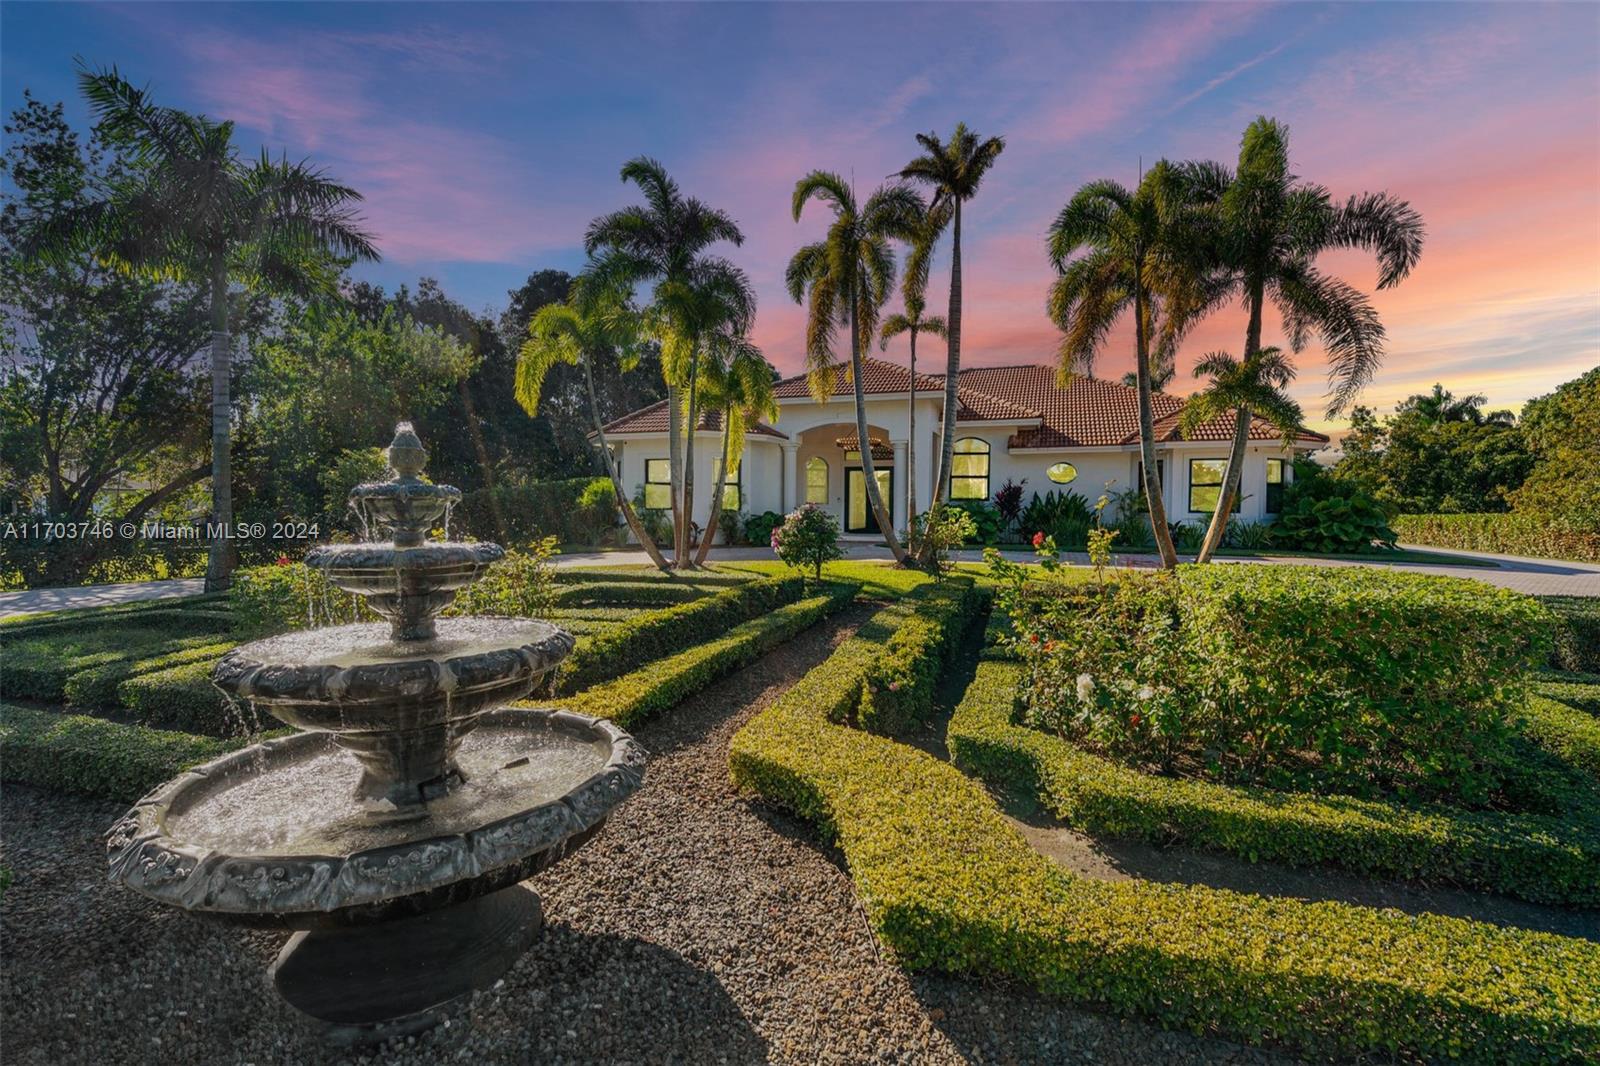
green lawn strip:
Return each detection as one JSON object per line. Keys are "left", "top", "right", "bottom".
{"left": 527, "top": 583, "right": 860, "bottom": 728}
{"left": 730, "top": 596, "right": 1600, "bottom": 1064}
{"left": 949, "top": 659, "right": 1599, "bottom": 906}
{"left": 0, "top": 703, "right": 255, "bottom": 801}
{"left": 716, "top": 559, "right": 936, "bottom": 599}
{"left": 554, "top": 566, "right": 752, "bottom": 587}
{"left": 1517, "top": 695, "right": 1600, "bottom": 781}
{"left": 555, "top": 574, "right": 810, "bottom": 693}
{"left": 63, "top": 639, "right": 239, "bottom": 708}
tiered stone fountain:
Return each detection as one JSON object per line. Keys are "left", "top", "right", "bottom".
{"left": 106, "top": 423, "right": 645, "bottom": 1040}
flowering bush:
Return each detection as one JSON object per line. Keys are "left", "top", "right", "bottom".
{"left": 450, "top": 537, "right": 559, "bottom": 619}
{"left": 771, "top": 504, "right": 843, "bottom": 579}
{"left": 1007, "top": 565, "right": 1555, "bottom": 805}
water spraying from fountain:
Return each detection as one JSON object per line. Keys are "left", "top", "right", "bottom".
{"left": 106, "top": 422, "right": 646, "bottom": 1042}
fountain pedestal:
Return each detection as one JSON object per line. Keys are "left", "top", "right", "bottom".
{"left": 106, "top": 423, "right": 646, "bottom": 1041}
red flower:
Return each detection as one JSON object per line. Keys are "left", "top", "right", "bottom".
{"left": 1129, "top": 713, "right": 1142, "bottom": 727}
{"left": 1043, "top": 640, "right": 1056, "bottom": 652}
{"left": 1032, "top": 531, "right": 1045, "bottom": 548}
{"left": 1029, "top": 633, "right": 1040, "bottom": 644}
{"left": 275, "top": 555, "right": 291, "bottom": 566}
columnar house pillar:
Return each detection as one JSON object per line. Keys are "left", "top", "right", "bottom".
{"left": 781, "top": 443, "right": 800, "bottom": 513}
{"left": 891, "top": 438, "right": 908, "bottom": 534}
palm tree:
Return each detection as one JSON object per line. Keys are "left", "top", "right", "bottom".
{"left": 36, "top": 65, "right": 377, "bottom": 590}
{"left": 788, "top": 172, "right": 922, "bottom": 564}
{"left": 515, "top": 272, "right": 672, "bottom": 571}
{"left": 648, "top": 258, "right": 756, "bottom": 568}
{"left": 1180, "top": 347, "right": 1303, "bottom": 562}
{"left": 1179, "top": 117, "right": 1423, "bottom": 563}
{"left": 879, "top": 198, "right": 949, "bottom": 537}
{"left": 1120, "top": 350, "right": 1175, "bottom": 392}
{"left": 585, "top": 157, "right": 745, "bottom": 566}
{"left": 1404, "top": 384, "right": 1509, "bottom": 425}
{"left": 897, "top": 123, "right": 1005, "bottom": 515}
{"left": 693, "top": 335, "right": 777, "bottom": 565}
{"left": 1048, "top": 162, "right": 1203, "bottom": 569}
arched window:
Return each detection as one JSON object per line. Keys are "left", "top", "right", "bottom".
{"left": 950, "top": 438, "right": 991, "bottom": 500}
{"left": 805, "top": 456, "right": 829, "bottom": 505}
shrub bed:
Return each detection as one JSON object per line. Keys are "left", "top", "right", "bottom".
{"left": 0, "top": 593, "right": 227, "bottom": 635}
{"left": 1536, "top": 678, "right": 1600, "bottom": 714}
{"left": 118, "top": 659, "right": 249, "bottom": 736}
{"left": 730, "top": 600, "right": 1600, "bottom": 1063}
{"left": 1540, "top": 596, "right": 1600, "bottom": 673}
{"left": 550, "top": 581, "right": 710, "bottom": 608}
{"left": 535, "top": 583, "right": 860, "bottom": 728}
{"left": 454, "top": 477, "right": 618, "bottom": 546}
{"left": 553, "top": 567, "right": 752, "bottom": 587}
{"left": 0, "top": 615, "right": 233, "bottom": 702}
{"left": 950, "top": 658, "right": 1600, "bottom": 906}
{"left": 1394, "top": 512, "right": 1600, "bottom": 563}
{"left": 1517, "top": 695, "right": 1600, "bottom": 782}
{"left": 854, "top": 581, "right": 984, "bottom": 734}
{"left": 63, "top": 640, "right": 237, "bottom": 708}
{"left": 1005, "top": 565, "right": 1551, "bottom": 805}
{"left": 556, "top": 574, "right": 807, "bottom": 693}
{"left": 0, "top": 704, "right": 248, "bottom": 801}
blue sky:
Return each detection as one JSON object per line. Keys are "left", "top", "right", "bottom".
{"left": 4, "top": 1, "right": 1597, "bottom": 428}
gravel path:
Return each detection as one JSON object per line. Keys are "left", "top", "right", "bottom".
{"left": 1, "top": 607, "right": 1302, "bottom": 1065}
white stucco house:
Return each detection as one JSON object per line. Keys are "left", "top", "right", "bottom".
{"left": 596, "top": 358, "right": 1329, "bottom": 541}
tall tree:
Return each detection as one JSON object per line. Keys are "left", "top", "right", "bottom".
{"left": 1402, "top": 383, "right": 1511, "bottom": 426}
{"left": 1047, "top": 163, "right": 1202, "bottom": 568}
{"left": 693, "top": 334, "right": 778, "bottom": 565}
{"left": 897, "top": 123, "right": 1005, "bottom": 519}
{"left": 34, "top": 65, "right": 378, "bottom": 589}
{"left": 788, "top": 172, "right": 921, "bottom": 563}
{"left": 584, "top": 157, "right": 745, "bottom": 566}
{"left": 879, "top": 197, "right": 948, "bottom": 533}
{"left": 515, "top": 273, "right": 672, "bottom": 569}
{"left": 1179, "top": 117, "right": 1423, "bottom": 562}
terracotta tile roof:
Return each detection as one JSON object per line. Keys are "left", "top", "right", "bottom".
{"left": 599, "top": 400, "right": 788, "bottom": 439}
{"left": 832, "top": 434, "right": 895, "bottom": 460}
{"left": 604, "top": 360, "right": 1326, "bottom": 447}
{"left": 771, "top": 357, "right": 943, "bottom": 399}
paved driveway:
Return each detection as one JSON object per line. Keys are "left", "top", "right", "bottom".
{"left": 3, "top": 545, "right": 1596, "bottom": 618}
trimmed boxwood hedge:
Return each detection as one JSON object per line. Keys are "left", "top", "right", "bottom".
{"left": 853, "top": 581, "right": 984, "bottom": 734}
{"left": 0, "top": 594, "right": 227, "bottom": 635}
{"left": 532, "top": 582, "right": 860, "bottom": 728}
{"left": 0, "top": 704, "right": 248, "bottom": 801}
{"left": 554, "top": 567, "right": 752, "bottom": 587}
{"left": 0, "top": 614, "right": 230, "bottom": 702}
{"left": 950, "top": 658, "right": 1600, "bottom": 906}
{"left": 63, "top": 640, "right": 237, "bottom": 708}
{"left": 729, "top": 594, "right": 1600, "bottom": 1063}
{"left": 1541, "top": 595, "right": 1600, "bottom": 673}
{"left": 1393, "top": 512, "right": 1600, "bottom": 563}
{"left": 556, "top": 574, "right": 808, "bottom": 693}
{"left": 550, "top": 581, "right": 711, "bottom": 608}
{"left": 1537, "top": 678, "right": 1600, "bottom": 714}
{"left": 1517, "top": 694, "right": 1600, "bottom": 781}
{"left": 118, "top": 659, "right": 251, "bottom": 736}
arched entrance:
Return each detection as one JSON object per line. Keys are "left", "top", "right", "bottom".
{"left": 790, "top": 422, "right": 899, "bottom": 537}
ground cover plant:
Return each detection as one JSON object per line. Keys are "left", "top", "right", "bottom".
{"left": 729, "top": 581, "right": 1600, "bottom": 1063}
{"left": 996, "top": 562, "right": 1552, "bottom": 806}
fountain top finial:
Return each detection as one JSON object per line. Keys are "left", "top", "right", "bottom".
{"left": 387, "top": 422, "right": 428, "bottom": 479}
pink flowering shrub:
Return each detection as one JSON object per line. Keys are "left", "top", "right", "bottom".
{"left": 772, "top": 504, "right": 843, "bottom": 580}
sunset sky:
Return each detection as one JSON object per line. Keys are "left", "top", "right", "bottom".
{"left": 4, "top": 1, "right": 1596, "bottom": 433}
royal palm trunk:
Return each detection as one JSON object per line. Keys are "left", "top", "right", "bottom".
{"left": 203, "top": 258, "right": 233, "bottom": 592}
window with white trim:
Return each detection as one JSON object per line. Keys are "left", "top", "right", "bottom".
{"left": 805, "top": 457, "right": 829, "bottom": 505}
{"left": 644, "top": 459, "right": 671, "bottom": 510}
{"left": 950, "top": 438, "right": 990, "bottom": 500}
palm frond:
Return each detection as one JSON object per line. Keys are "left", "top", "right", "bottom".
{"left": 1333, "top": 191, "right": 1424, "bottom": 289}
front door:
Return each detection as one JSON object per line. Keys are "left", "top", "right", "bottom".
{"left": 845, "top": 468, "right": 893, "bottom": 535}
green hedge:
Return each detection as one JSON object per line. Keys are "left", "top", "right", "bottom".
{"left": 949, "top": 658, "right": 1600, "bottom": 906}
{"left": 554, "top": 567, "right": 752, "bottom": 587}
{"left": 854, "top": 581, "right": 984, "bottom": 734}
{"left": 118, "top": 659, "right": 250, "bottom": 736}
{"left": 1394, "top": 512, "right": 1600, "bottom": 563}
{"left": 455, "top": 477, "right": 618, "bottom": 546}
{"left": 1536, "top": 678, "right": 1600, "bottom": 714}
{"left": 1540, "top": 596, "right": 1600, "bottom": 673}
{"left": 535, "top": 583, "right": 860, "bottom": 728}
{"left": 729, "top": 598, "right": 1600, "bottom": 1063}
{"left": 1517, "top": 695, "right": 1600, "bottom": 781}
{"left": 0, "top": 614, "right": 232, "bottom": 702}
{"left": 556, "top": 574, "right": 808, "bottom": 693}
{"left": 0, "top": 704, "right": 246, "bottom": 801}
{"left": 0, "top": 593, "right": 227, "bottom": 634}
{"left": 550, "top": 581, "right": 711, "bottom": 608}
{"left": 63, "top": 640, "right": 237, "bottom": 708}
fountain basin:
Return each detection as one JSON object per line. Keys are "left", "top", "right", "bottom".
{"left": 303, "top": 543, "right": 507, "bottom": 640}
{"left": 106, "top": 708, "right": 644, "bottom": 927}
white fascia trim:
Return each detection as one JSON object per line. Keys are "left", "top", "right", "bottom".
{"left": 954, "top": 418, "right": 1043, "bottom": 430}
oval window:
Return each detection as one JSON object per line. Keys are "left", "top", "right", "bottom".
{"left": 1046, "top": 462, "right": 1078, "bottom": 484}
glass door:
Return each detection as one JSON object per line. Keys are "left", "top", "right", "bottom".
{"left": 845, "top": 468, "right": 892, "bottom": 534}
